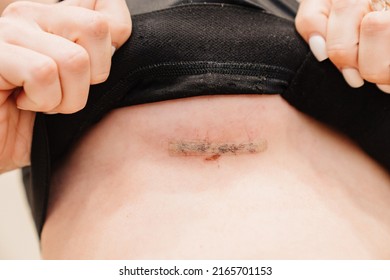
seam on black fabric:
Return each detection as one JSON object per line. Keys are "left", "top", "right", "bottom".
{"left": 84, "top": 61, "right": 290, "bottom": 118}
{"left": 127, "top": 61, "right": 294, "bottom": 78}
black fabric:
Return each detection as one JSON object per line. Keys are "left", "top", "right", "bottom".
{"left": 24, "top": 0, "right": 390, "bottom": 236}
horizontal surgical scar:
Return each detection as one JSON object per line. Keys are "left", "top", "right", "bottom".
{"left": 168, "top": 139, "right": 268, "bottom": 157}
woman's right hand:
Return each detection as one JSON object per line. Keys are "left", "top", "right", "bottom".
{"left": 0, "top": 0, "right": 132, "bottom": 174}
{"left": 295, "top": 0, "right": 390, "bottom": 93}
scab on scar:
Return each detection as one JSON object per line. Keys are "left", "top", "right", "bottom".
{"left": 168, "top": 139, "right": 268, "bottom": 161}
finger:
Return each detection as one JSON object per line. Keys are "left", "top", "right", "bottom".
{"left": 32, "top": 32, "right": 91, "bottom": 113}
{"left": 0, "top": 42, "right": 61, "bottom": 112}
{"left": 326, "top": 0, "right": 370, "bottom": 88}
{"left": 0, "top": 19, "right": 91, "bottom": 114}
{"left": 93, "top": 0, "right": 132, "bottom": 48}
{"left": 39, "top": 4, "right": 111, "bottom": 85}
{"left": 359, "top": 11, "right": 390, "bottom": 85}
{"left": 0, "top": 88, "right": 12, "bottom": 106}
{"left": 60, "top": 0, "right": 132, "bottom": 48}
{"left": 53, "top": 6, "right": 112, "bottom": 84}
{"left": 3, "top": 2, "right": 112, "bottom": 84}
{"left": 295, "top": 0, "right": 331, "bottom": 61}
{"left": 377, "top": 84, "right": 390, "bottom": 93}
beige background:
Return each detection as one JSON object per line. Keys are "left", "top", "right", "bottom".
{"left": 0, "top": 170, "right": 40, "bottom": 259}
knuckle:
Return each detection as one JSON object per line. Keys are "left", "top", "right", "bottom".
{"left": 59, "top": 94, "right": 88, "bottom": 114}
{"left": 61, "top": 48, "right": 90, "bottom": 72}
{"left": 36, "top": 100, "right": 58, "bottom": 112}
{"left": 327, "top": 46, "right": 352, "bottom": 64}
{"left": 360, "top": 69, "right": 388, "bottom": 84}
{"left": 294, "top": 16, "right": 307, "bottom": 35}
{"left": 327, "top": 46, "right": 349, "bottom": 58}
{"left": 360, "top": 73, "right": 376, "bottom": 83}
{"left": 0, "top": 19, "right": 30, "bottom": 44}
{"left": 91, "top": 71, "right": 110, "bottom": 85}
{"left": 85, "top": 14, "right": 110, "bottom": 39}
{"left": 38, "top": 95, "right": 61, "bottom": 112}
{"left": 2, "top": 1, "right": 31, "bottom": 17}
{"left": 332, "top": 0, "right": 360, "bottom": 13}
{"left": 360, "top": 73, "right": 379, "bottom": 83}
{"left": 113, "top": 21, "right": 132, "bottom": 46}
{"left": 30, "top": 59, "right": 58, "bottom": 85}
{"left": 295, "top": 15, "right": 316, "bottom": 39}
{"left": 327, "top": 43, "right": 356, "bottom": 67}
{"left": 0, "top": 18, "right": 15, "bottom": 39}
{"left": 361, "top": 13, "right": 388, "bottom": 33}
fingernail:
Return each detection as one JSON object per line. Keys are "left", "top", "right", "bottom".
{"left": 308, "top": 34, "right": 328, "bottom": 62}
{"left": 111, "top": 46, "right": 116, "bottom": 56}
{"left": 377, "top": 84, "right": 390, "bottom": 94}
{"left": 341, "top": 68, "right": 364, "bottom": 88}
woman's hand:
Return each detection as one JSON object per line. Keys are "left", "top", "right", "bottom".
{"left": 295, "top": 0, "right": 390, "bottom": 93}
{"left": 0, "top": 0, "right": 132, "bottom": 173}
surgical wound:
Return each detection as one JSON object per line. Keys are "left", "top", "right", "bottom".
{"left": 168, "top": 139, "right": 267, "bottom": 159}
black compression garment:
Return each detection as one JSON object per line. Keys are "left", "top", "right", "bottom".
{"left": 24, "top": 0, "right": 390, "bottom": 235}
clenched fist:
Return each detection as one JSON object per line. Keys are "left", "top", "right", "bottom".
{"left": 0, "top": 0, "right": 132, "bottom": 173}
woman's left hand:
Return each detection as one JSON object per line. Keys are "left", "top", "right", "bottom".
{"left": 295, "top": 0, "right": 390, "bottom": 93}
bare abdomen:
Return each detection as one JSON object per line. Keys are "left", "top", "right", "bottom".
{"left": 41, "top": 95, "right": 390, "bottom": 259}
